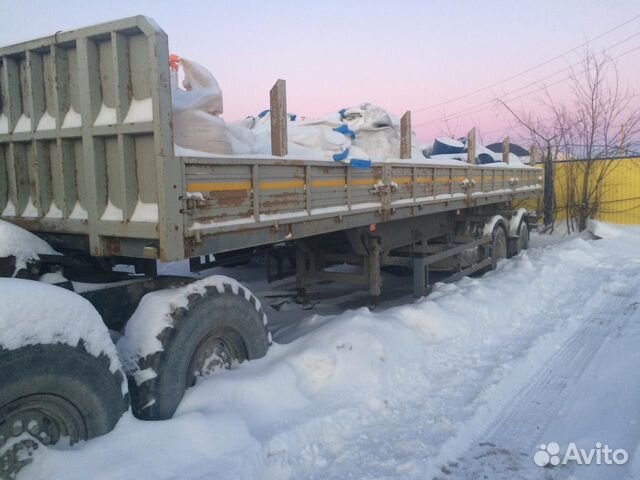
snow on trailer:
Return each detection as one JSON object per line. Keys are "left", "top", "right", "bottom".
{"left": 0, "top": 15, "right": 542, "bottom": 477}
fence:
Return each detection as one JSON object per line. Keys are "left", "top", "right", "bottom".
{"left": 518, "top": 156, "right": 640, "bottom": 226}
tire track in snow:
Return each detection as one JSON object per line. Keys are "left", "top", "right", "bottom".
{"left": 439, "top": 269, "right": 639, "bottom": 479}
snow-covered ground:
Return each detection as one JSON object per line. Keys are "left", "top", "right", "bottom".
{"left": 20, "top": 223, "right": 640, "bottom": 480}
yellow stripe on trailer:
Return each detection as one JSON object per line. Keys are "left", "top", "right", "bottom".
{"left": 187, "top": 182, "right": 251, "bottom": 192}
{"left": 187, "top": 175, "right": 468, "bottom": 193}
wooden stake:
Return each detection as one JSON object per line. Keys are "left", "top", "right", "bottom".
{"left": 400, "top": 111, "right": 412, "bottom": 159}
{"left": 467, "top": 127, "right": 476, "bottom": 164}
{"left": 529, "top": 144, "right": 536, "bottom": 164}
{"left": 270, "top": 79, "right": 288, "bottom": 156}
{"left": 502, "top": 136, "right": 510, "bottom": 164}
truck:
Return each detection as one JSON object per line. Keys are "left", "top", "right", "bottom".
{"left": 0, "top": 16, "right": 541, "bottom": 476}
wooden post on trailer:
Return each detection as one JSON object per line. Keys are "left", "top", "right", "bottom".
{"left": 529, "top": 144, "right": 536, "bottom": 164}
{"left": 270, "top": 79, "right": 288, "bottom": 156}
{"left": 467, "top": 127, "right": 476, "bottom": 164}
{"left": 400, "top": 111, "right": 412, "bottom": 159}
{"left": 502, "top": 136, "right": 510, "bottom": 164}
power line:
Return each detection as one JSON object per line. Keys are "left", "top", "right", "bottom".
{"left": 481, "top": 92, "right": 640, "bottom": 140}
{"left": 413, "top": 41, "right": 640, "bottom": 129}
{"left": 412, "top": 12, "right": 640, "bottom": 114}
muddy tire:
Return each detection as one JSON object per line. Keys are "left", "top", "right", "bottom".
{"left": 0, "top": 343, "right": 128, "bottom": 478}
{"left": 127, "top": 283, "right": 270, "bottom": 421}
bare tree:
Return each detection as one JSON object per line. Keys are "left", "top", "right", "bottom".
{"left": 500, "top": 48, "right": 640, "bottom": 232}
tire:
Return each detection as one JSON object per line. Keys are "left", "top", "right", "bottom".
{"left": 127, "top": 283, "right": 270, "bottom": 420}
{"left": 490, "top": 224, "right": 508, "bottom": 270}
{"left": 507, "top": 219, "right": 530, "bottom": 258}
{"left": 0, "top": 343, "right": 128, "bottom": 477}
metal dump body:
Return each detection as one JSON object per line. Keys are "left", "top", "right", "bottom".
{"left": 0, "top": 17, "right": 542, "bottom": 262}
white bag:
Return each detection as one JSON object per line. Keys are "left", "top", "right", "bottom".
{"left": 173, "top": 110, "right": 232, "bottom": 155}
{"left": 171, "top": 58, "right": 224, "bottom": 115}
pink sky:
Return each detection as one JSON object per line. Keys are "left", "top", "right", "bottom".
{"left": 2, "top": 0, "right": 640, "bottom": 145}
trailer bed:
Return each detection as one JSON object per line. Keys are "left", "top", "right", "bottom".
{"left": 0, "top": 16, "right": 541, "bottom": 261}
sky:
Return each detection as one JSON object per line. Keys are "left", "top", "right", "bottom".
{"left": 1, "top": 0, "right": 639, "bottom": 145}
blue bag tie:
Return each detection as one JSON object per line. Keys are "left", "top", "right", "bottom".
{"left": 332, "top": 148, "right": 350, "bottom": 162}
{"left": 333, "top": 124, "right": 356, "bottom": 139}
{"left": 349, "top": 158, "right": 371, "bottom": 169}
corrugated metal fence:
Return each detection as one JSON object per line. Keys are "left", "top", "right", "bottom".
{"left": 519, "top": 156, "right": 640, "bottom": 225}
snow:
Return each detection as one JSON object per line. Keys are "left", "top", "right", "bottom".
{"left": 190, "top": 216, "right": 255, "bottom": 231}
{"left": 94, "top": 104, "right": 117, "bottom": 126}
{"left": 508, "top": 208, "right": 528, "bottom": 235}
{"left": 483, "top": 214, "right": 506, "bottom": 236}
{"left": 124, "top": 98, "right": 153, "bottom": 123}
{"left": 350, "top": 201, "right": 381, "bottom": 210}
{"left": 100, "top": 200, "right": 123, "bottom": 221}
{"left": 36, "top": 111, "right": 56, "bottom": 131}
{"left": 0, "top": 279, "right": 126, "bottom": 394}
{"left": 310, "top": 205, "right": 349, "bottom": 215}
{"left": 2, "top": 200, "right": 16, "bottom": 217}
{"left": 185, "top": 191, "right": 206, "bottom": 201}
{"left": 259, "top": 211, "right": 309, "bottom": 222}
{"left": 16, "top": 224, "right": 640, "bottom": 480}
{"left": 69, "top": 201, "right": 88, "bottom": 220}
{"left": 61, "top": 107, "right": 82, "bottom": 128}
{"left": 13, "top": 114, "right": 31, "bottom": 133}
{"left": 130, "top": 200, "right": 159, "bottom": 223}
{"left": 45, "top": 202, "right": 63, "bottom": 219}
{"left": 435, "top": 136, "right": 465, "bottom": 148}
{"left": 117, "top": 275, "right": 265, "bottom": 382}
{"left": 20, "top": 225, "right": 640, "bottom": 479}
{"left": 0, "top": 219, "right": 59, "bottom": 274}
{"left": 21, "top": 197, "right": 39, "bottom": 217}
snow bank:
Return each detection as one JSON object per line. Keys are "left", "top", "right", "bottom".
{"left": 117, "top": 275, "right": 267, "bottom": 382}
{"left": 0, "top": 279, "right": 125, "bottom": 393}
{"left": 0, "top": 219, "right": 59, "bottom": 274}
{"left": 22, "top": 226, "right": 640, "bottom": 479}
{"left": 587, "top": 219, "right": 640, "bottom": 238}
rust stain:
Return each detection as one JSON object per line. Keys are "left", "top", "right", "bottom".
{"left": 261, "top": 191, "right": 300, "bottom": 211}
{"left": 208, "top": 190, "right": 250, "bottom": 208}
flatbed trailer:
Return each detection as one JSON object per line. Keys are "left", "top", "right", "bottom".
{"left": 0, "top": 16, "right": 541, "bottom": 476}
{"left": 0, "top": 16, "right": 539, "bottom": 262}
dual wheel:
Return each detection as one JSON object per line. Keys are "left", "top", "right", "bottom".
{"left": 485, "top": 217, "right": 529, "bottom": 272}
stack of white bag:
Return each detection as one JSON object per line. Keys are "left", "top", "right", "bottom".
{"left": 170, "top": 58, "right": 423, "bottom": 164}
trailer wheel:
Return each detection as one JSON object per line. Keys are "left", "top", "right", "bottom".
{"left": 0, "top": 343, "right": 128, "bottom": 477}
{"left": 507, "top": 219, "right": 529, "bottom": 258}
{"left": 488, "top": 224, "right": 508, "bottom": 271}
{"left": 127, "top": 283, "right": 270, "bottom": 420}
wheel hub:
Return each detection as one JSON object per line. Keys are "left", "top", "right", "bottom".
{"left": 0, "top": 395, "right": 86, "bottom": 476}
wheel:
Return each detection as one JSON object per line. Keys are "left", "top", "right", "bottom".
{"left": 0, "top": 343, "right": 128, "bottom": 477}
{"left": 123, "top": 280, "right": 271, "bottom": 420}
{"left": 483, "top": 224, "right": 508, "bottom": 272}
{"left": 507, "top": 219, "right": 529, "bottom": 258}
